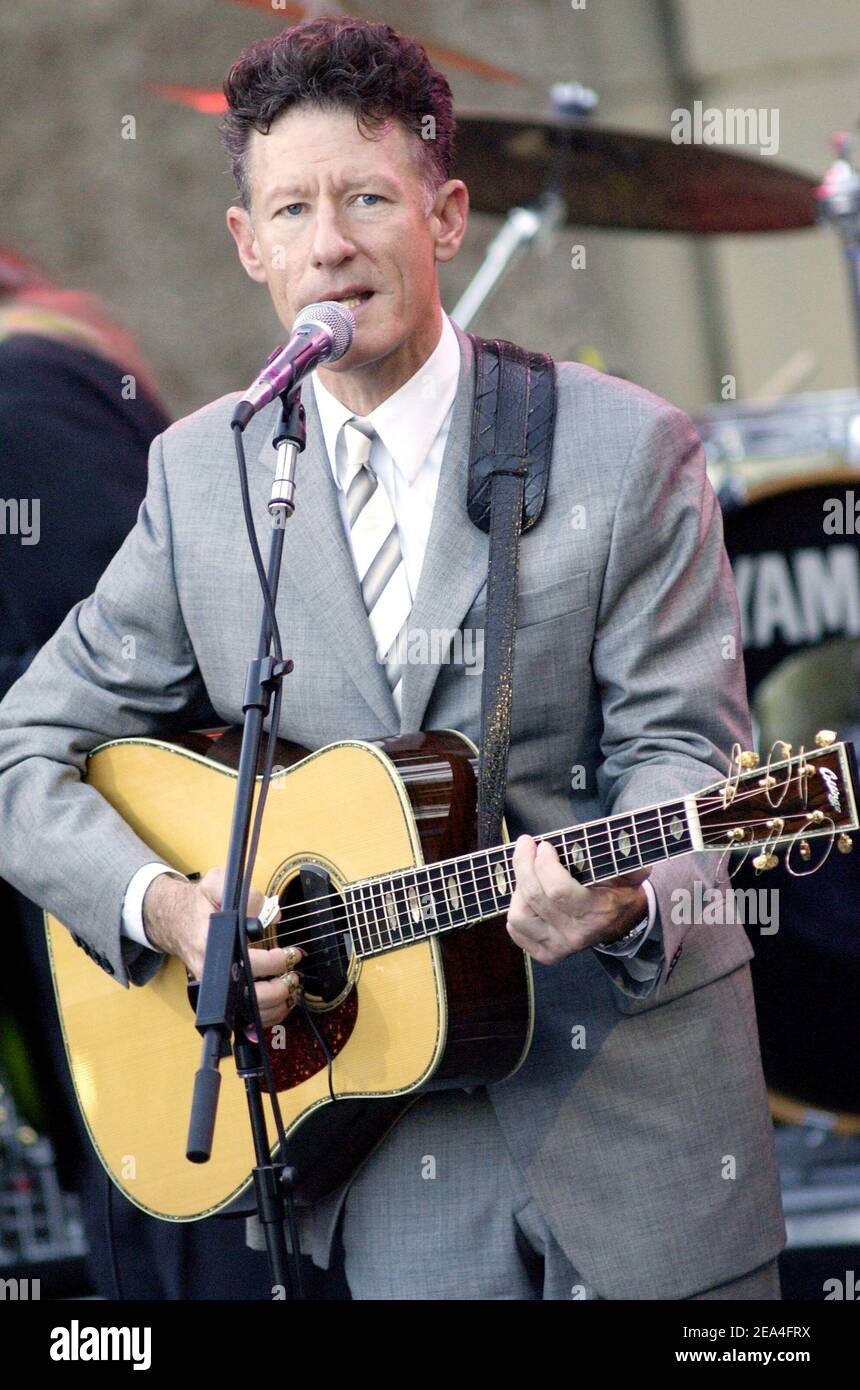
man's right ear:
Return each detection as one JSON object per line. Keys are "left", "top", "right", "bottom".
{"left": 226, "top": 206, "right": 268, "bottom": 285}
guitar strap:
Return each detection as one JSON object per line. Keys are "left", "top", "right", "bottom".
{"left": 465, "top": 335, "right": 557, "bottom": 850}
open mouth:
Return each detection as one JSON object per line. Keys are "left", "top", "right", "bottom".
{"left": 329, "top": 291, "right": 374, "bottom": 310}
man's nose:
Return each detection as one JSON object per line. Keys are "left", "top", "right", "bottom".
{"left": 310, "top": 205, "right": 355, "bottom": 266}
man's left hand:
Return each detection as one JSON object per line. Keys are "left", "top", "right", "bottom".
{"left": 506, "top": 834, "right": 651, "bottom": 964}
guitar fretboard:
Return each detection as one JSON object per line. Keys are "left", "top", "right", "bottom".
{"left": 345, "top": 799, "right": 693, "bottom": 956}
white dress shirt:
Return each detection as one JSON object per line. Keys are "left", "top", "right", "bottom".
{"left": 316, "top": 308, "right": 461, "bottom": 600}
{"left": 122, "top": 311, "right": 655, "bottom": 951}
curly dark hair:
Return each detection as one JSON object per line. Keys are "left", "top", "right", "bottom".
{"left": 219, "top": 17, "right": 456, "bottom": 213}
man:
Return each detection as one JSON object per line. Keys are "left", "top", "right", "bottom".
{"left": 0, "top": 18, "right": 785, "bottom": 1299}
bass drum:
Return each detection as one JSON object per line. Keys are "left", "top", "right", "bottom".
{"left": 719, "top": 469, "right": 860, "bottom": 1119}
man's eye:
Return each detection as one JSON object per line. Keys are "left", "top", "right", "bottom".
{"left": 355, "top": 194, "right": 383, "bottom": 207}
{"left": 280, "top": 204, "right": 304, "bottom": 217}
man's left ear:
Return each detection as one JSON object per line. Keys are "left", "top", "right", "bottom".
{"left": 226, "top": 205, "right": 269, "bottom": 285}
{"left": 433, "top": 180, "right": 469, "bottom": 264}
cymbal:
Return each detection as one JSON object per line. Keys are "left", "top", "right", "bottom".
{"left": 453, "top": 110, "right": 819, "bottom": 233}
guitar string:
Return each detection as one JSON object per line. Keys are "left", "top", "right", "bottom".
{"left": 229, "top": 749, "right": 831, "bottom": 942}
{"left": 246, "top": 774, "right": 814, "bottom": 933}
{"left": 264, "top": 816, "right": 692, "bottom": 945}
{"left": 262, "top": 809, "right": 827, "bottom": 956}
{"left": 262, "top": 798, "right": 830, "bottom": 950}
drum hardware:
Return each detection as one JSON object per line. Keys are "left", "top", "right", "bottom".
{"left": 451, "top": 84, "right": 595, "bottom": 330}
{"left": 816, "top": 132, "right": 860, "bottom": 383}
{"left": 0, "top": 1069, "right": 86, "bottom": 1270}
{"left": 696, "top": 391, "right": 860, "bottom": 505}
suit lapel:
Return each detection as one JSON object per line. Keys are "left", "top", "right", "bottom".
{"left": 255, "top": 321, "right": 487, "bottom": 735}
{"left": 256, "top": 382, "right": 400, "bottom": 731}
{"left": 398, "top": 325, "right": 488, "bottom": 732}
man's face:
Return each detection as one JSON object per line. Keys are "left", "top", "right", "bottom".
{"left": 226, "top": 104, "right": 467, "bottom": 380}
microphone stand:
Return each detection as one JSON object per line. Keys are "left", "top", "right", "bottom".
{"left": 186, "top": 386, "right": 306, "bottom": 1298}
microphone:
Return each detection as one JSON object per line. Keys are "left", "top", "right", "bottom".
{"left": 231, "top": 300, "right": 355, "bottom": 429}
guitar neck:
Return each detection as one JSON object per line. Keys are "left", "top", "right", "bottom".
{"left": 345, "top": 793, "right": 699, "bottom": 957}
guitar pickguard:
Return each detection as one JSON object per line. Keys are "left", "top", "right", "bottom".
{"left": 263, "top": 988, "right": 358, "bottom": 1092}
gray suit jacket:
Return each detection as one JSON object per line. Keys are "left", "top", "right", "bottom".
{"left": 0, "top": 322, "right": 784, "bottom": 1297}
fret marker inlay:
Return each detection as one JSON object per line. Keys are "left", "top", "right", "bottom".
{"left": 407, "top": 884, "right": 421, "bottom": 925}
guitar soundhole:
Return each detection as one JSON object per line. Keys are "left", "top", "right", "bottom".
{"left": 278, "top": 865, "right": 354, "bottom": 1008}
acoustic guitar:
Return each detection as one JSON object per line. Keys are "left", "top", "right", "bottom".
{"left": 44, "top": 725, "right": 858, "bottom": 1220}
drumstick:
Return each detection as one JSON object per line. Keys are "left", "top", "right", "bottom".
{"left": 751, "top": 348, "right": 818, "bottom": 402}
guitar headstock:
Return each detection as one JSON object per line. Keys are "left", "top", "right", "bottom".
{"left": 695, "top": 730, "right": 860, "bottom": 875}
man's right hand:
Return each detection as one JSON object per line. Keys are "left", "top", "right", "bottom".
{"left": 142, "top": 866, "right": 303, "bottom": 1027}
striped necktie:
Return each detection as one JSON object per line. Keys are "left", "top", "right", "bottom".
{"left": 339, "top": 418, "right": 413, "bottom": 714}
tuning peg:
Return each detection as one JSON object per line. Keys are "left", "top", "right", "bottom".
{"left": 739, "top": 751, "right": 759, "bottom": 768}
{"left": 838, "top": 834, "right": 853, "bottom": 854}
{"left": 815, "top": 729, "right": 838, "bottom": 747}
{"left": 752, "top": 852, "right": 779, "bottom": 871}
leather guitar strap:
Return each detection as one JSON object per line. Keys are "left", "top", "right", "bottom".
{"left": 466, "top": 335, "right": 556, "bottom": 851}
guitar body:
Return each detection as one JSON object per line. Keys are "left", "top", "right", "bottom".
{"left": 45, "top": 728, "right": 533, "bottom": 1220}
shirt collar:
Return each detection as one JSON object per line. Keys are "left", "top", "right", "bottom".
{"left": 311, "top": 311, "right": 461, "bottom": 488}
